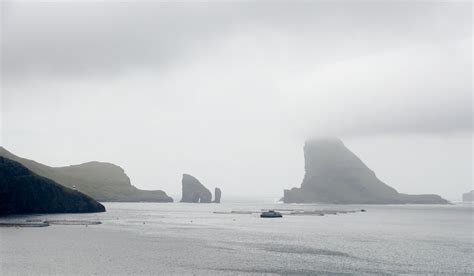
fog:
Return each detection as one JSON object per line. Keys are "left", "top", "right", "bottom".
{"left": 1, "top": 0, "right": 472, "bottom": 200}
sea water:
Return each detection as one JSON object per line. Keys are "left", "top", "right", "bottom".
{"left": 1, "top": 202, "right": 473, "bottom": 275}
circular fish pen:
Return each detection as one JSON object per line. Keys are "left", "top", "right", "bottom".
{"left": 45, "top": 220, "right": 102, "bottom": 226}
{"left": 0, "top": 222, "right": 50, "bottom": 227}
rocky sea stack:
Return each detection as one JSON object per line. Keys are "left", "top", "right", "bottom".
{"left": 284, "top": 138, "right": 448, "bottom": 204}
{"left": 213, "top": 188, "right": 222, "bottom": 203}
{"left": 180, "top": 174, "right": 213, "bottom": 203}
{"left": 0, "top": 147, "right": 173, "bottom": 202}
{"left": 0, "top": 156, "right": 105, "bottom": 216}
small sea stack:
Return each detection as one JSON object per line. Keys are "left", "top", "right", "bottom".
{"left": 213, "top": 188, "right": 222, "bottom": 203}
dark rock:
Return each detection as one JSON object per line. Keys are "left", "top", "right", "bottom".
{"left": 0, "top": 157, "right": 105, "bottom": 216}
{"left": 0, "top": 147, "right": 173, "bottom": 202}
{"left": 462, "top": 190, "right": 473, "bottom": 202}
{"left": 213, "top": 188, "right": 222, "bottom": 203}
{"left": 283, "top": 138, "right": 449, "bottom": 204}
{"left": 180, "top": 174, "right": 212, "bottom": 203}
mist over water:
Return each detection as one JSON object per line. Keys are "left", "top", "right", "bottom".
{"left": 1, "top": 1, "right": 472, "bottom": 200}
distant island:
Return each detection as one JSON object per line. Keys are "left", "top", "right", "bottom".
{"left": 0, "top": 156, "right": 105, "bottom": 215}
{"left": 283, "top": 138, "right": 448, "bottom": 204}
{"left": 0, "top": 147, "right": 173, "bottom": 202}
{"left": 462, "top": 191, "right": 473, "bottom": 202}
{"left": 181, "top": 174, "right": 221, "bottom": 203}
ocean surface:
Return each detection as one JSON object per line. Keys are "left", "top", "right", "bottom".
{"left": 1, "top": 202, "right": 473, "bottom": 275}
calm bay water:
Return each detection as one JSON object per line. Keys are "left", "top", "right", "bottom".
{"left": 1, "top": 202, "right": 473, "bottom": 275}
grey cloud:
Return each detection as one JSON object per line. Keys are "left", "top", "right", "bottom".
{"left": 2, "top": 2, "right": 237, "bottom": 77}
{"left": 2, "top": 1, "right": 471, "bottom": 79}
{"left": 2, "top": 1, "right": 472, "bottom": 136}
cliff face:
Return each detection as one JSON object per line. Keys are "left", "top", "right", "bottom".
{"left": 284, "top": 138, "right": 448, "bottom": 204}
{"left": 180, "top": 174, "right": 212, "bottom": 203}
{"left": 0, "top": 157, "right": 105, "bottom": 216}
{"left": 463, "top": 191, "right": 473, "bottom": 202}
{"left": 213, "top": 188, "right": 222, "bottom": 203}
{"left": 0, "top": 147, "right": 173, "bottom": 202}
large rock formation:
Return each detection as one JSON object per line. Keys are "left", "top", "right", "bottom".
{"left": 283, "top": 138, "right": 448, "bottom": 204}
{"left": 0, "top": 156, "right": 105, "bottom": 216}
{"left": 213, "top": 188, "right": 222, "bottom": 203}
{"left": 463, "top": 191, "right": 473, "bottom": 202}
{"left": 0, "top": 147, "right": 173, "bottom": 202}
{"left": 180, "top": 174, "right": 212, "bottom": 203}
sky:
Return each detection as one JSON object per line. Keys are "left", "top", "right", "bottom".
{"left": 1, "top": 0, "right": 472, "bottom": 201}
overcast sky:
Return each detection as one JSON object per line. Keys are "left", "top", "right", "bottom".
{"left": 1, "top": 0, "right": 472, "bottom": 201}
